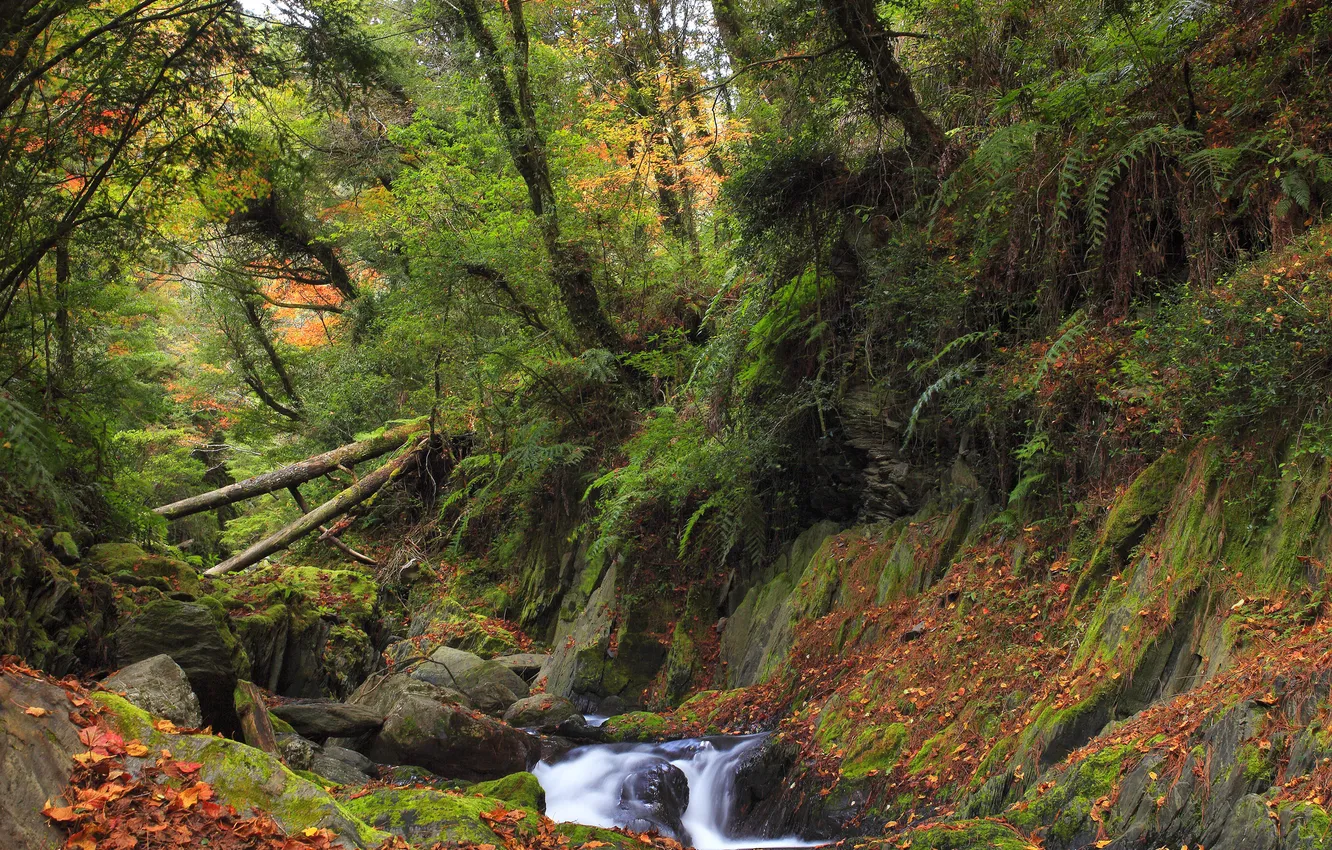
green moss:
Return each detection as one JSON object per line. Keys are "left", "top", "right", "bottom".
{"left": 1010, "top": 744, "right": 1136, "bottom": 838}
{"left": 1278, "top": 800, "right": 1332, "bottom": 848}
{"left": 340, "top": 786, "right": 539, "bottom": 844}
{"left": 270, "top": 713, "right": 296, "bottom": 735}
{"left": 470, "top": 772, "right": 544, "bottom": 811}
{"left": 602, "top": 711, "right": 670, "bottom": 742}
{"left": 556, "top": 823, "right": 642, "bottom": 848}
{"left": 1239, "top": 742, "right": 1277, "bottom": 784}
{"left": 896, "top": 819, "right": 1033, "bottom": 849}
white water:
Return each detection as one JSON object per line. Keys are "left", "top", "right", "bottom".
{"left": 533, "top": 734, "right": 819, "bottom": 850}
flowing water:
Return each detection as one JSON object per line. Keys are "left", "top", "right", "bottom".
{"left": 533, "top": 734, "right": 819, "bottom": 850}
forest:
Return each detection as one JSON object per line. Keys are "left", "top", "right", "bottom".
{"left": 2, "top": 0, "right": 1332, "bottom": 848}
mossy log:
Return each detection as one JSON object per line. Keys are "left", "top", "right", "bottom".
{"left": 205, "top": 440, "right": 425, "bottom": 576}
{"left": 155, "top": 421, "right": 426, "bottom": 520}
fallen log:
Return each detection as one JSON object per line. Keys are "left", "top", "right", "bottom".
{"left": 204, "top": 439, "right": 425, "bottom": 576}
{"left": 287, "top": 485, "right": 377, "bottom": 567}
{"left": 234, "top": 680, "right": 279, "bottom": 756}
{"left": 154, "top": 421, "right": 426, "bottom": 520}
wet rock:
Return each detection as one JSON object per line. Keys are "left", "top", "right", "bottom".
{"left": 101, "top": 653, "right": 203, "bottom": 729}
{"left": 271, "top": 701, "right": 385, "bottom": 740}
{"left": 618, "top": 760, "right": 690, "bottom": 844}
{"left": 366, "top": 695, "right": 539, "bottom": 780}
{"left": 1, "top": 672, "right": 82, "bottom": 850}
{"left": 115, "top": 597, "right": 247, "bottom": 730}
{"left": 504, "top": 694, "right": 579, "bottom": 729}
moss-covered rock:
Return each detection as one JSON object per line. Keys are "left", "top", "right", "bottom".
{"left": 93, "top": 693, "right": 387, "bottom": 848}
{"left": 339, "top": 784, "right": 540, "bottom": 846}
{"left": 88, "top": 542, "right": 202, "bottom": 596}
{"left": 115, "top": 597, "right": 248, "bottom": 730}
{"left": 602, "top": 711, "right": 670, "bottom": 742}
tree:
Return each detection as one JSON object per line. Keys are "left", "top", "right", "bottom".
{"left": 448, "top": 0, "right": 624, "bottom": 354}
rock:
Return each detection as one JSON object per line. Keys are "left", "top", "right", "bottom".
{"left": 322, "top": 745, "right": 374, "bottom": 774}
{"left": 95, "top": 692, "right": 388, "bottom": 848}
{"left": 311, "top": 752, "right": 372, "bottom": 786}
{"left": 504, "top": 694, "right": 579, "bottom": 729}
{"left": 101, "top": 653, "right": 203, "bottom": 729}
{"left": 48, "top": 530, "right": 80, "bottom": 564}
{"left": 340, "top": 785, "right": 539, "bottom": 846}
{"left": 278, "top": 733, "right": 317, "bottom": 771}
{"left": 411, "top": 645, "right": 487, "bottom": 689}
{"left": 115, "top": 597, "right": 247, "bottom": 730}
{"left": 494, "top": 653, "right": 551, "bottom": 682}
{"left": 271, "top": 701, "right": 386, "bottom": 739}
{"left": 618, "top": 760, "right": 690, "bottom": 844}
{"left": 89, "top": 543, "right": 201, "bottom": 595}
{"left": 602, "top": 711, "right": 670, "bottom": 743}
{"left": 453, "top": 660, "right": 529, "bottom": 715}
{"left": 901, "top": 622, "right": 927, "bottom": 642}
{"left": 366, "top": 695, "right": 539, "bottom": 780}
{"left": 347, "top": 671, "right": 470, "bottom": 715}
{"left": 1, "top": 672, "right": 82, "bottom": 850}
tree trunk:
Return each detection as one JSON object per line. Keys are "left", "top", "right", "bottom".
{"left": 155, "top": 422, "right": 425, "bottom": 520}
{"left": 204, "top": 441, "right": 423, "bottom": 576}
{"left": 822, "top": 0, "right": 944, "bottom": 161}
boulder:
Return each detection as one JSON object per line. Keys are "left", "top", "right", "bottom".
{"left": 101, "top": 653, "right": 203, "bottom": 729}
{"left": 322, "top": 745, "right": 374, "bottom": 774}
{"left": 0, "top": 672, "right": 81, "bottom": 850}
{"left": 95, "top": 692, "right": 387, "bottom": 848}
{"left": 366, "top": 695, "right": 539, "bottom": 780}
{"left": 494, "top": 653, "right": 551, "bottom": 682}
{"left": 271, "top": 701, "right": 385, "bottom": 740}
{"left": 310, "top": 752, "right": 372, "bottom": 787}
{"left": 410, "top": 645, "right": 486, "bottom": 689}
{"left": 347, "top": 671, "right": 470, "bottom": 715}
{"left": 453, "top": 660, "right": 529, "bottom": 715}
{"left": 618, "top": 760, "right": 691, "bottom": 844}
{"left": 115, "top": 597, "right": 247, "bottom": 730}
{"left": 503, "top": 694, "right": 579, "bottom": 729}
{"left": 89, "top": 542, "right": 201, "bottom": 595}
{"left": 340, "top": 785, "right": 537, "bottom": 846}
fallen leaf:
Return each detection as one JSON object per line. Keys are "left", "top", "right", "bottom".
{"left": 24, "top": 706, "right": 50, "bottom": 717}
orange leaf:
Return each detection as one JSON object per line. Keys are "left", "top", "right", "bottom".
{"left": 24, "top": 706, "right": 50, "bottom": 717}
{"left": 152, "top": 718, "right": 179, "bottom": 734}
{"left": 41, "top": 804, "right": 80, "bottom": 822}
{"left": 125, "top": 742, "right": 150, "bottom": 757}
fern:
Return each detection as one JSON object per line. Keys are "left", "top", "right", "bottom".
{"left": 903, "top": 364, "right": 972, "bottom": 448}
{"left": 0, "top": 393, "right": 56, "bottom": 493}
{"left": 911, "top": 329, "right": 994, "bottom": 374}
{"left": 1026, "top": 309, "right": 1089, "bottom": 396}
{"left": 1085, "top": 125, "right": 1201, "bottom": 254}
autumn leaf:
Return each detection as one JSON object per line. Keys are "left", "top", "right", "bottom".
{"left": 152, "top": 718, "right": 179, "bottom": 734}
{"left": 41, "top": 803, "right": 81, "bottom": 822}
{"left": 174, "top": 761, "right": 203, "bottom": 774}
{"left": 125, "top": 742, "right": 150, "bottom": 757}
{"left": 24, "top": 706, "right": 50, "bottom": 717}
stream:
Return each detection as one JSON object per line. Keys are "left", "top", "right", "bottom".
{"left": 533, "top": 734, "right": 818, "bottom": 850}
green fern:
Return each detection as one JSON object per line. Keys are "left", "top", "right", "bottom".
{"left": 903, "top": 364, "right": 972, "bottom": 448}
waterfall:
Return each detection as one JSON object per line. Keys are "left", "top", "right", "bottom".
{"left": 533, "top": 734, "right": 817, "bottom": 850}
